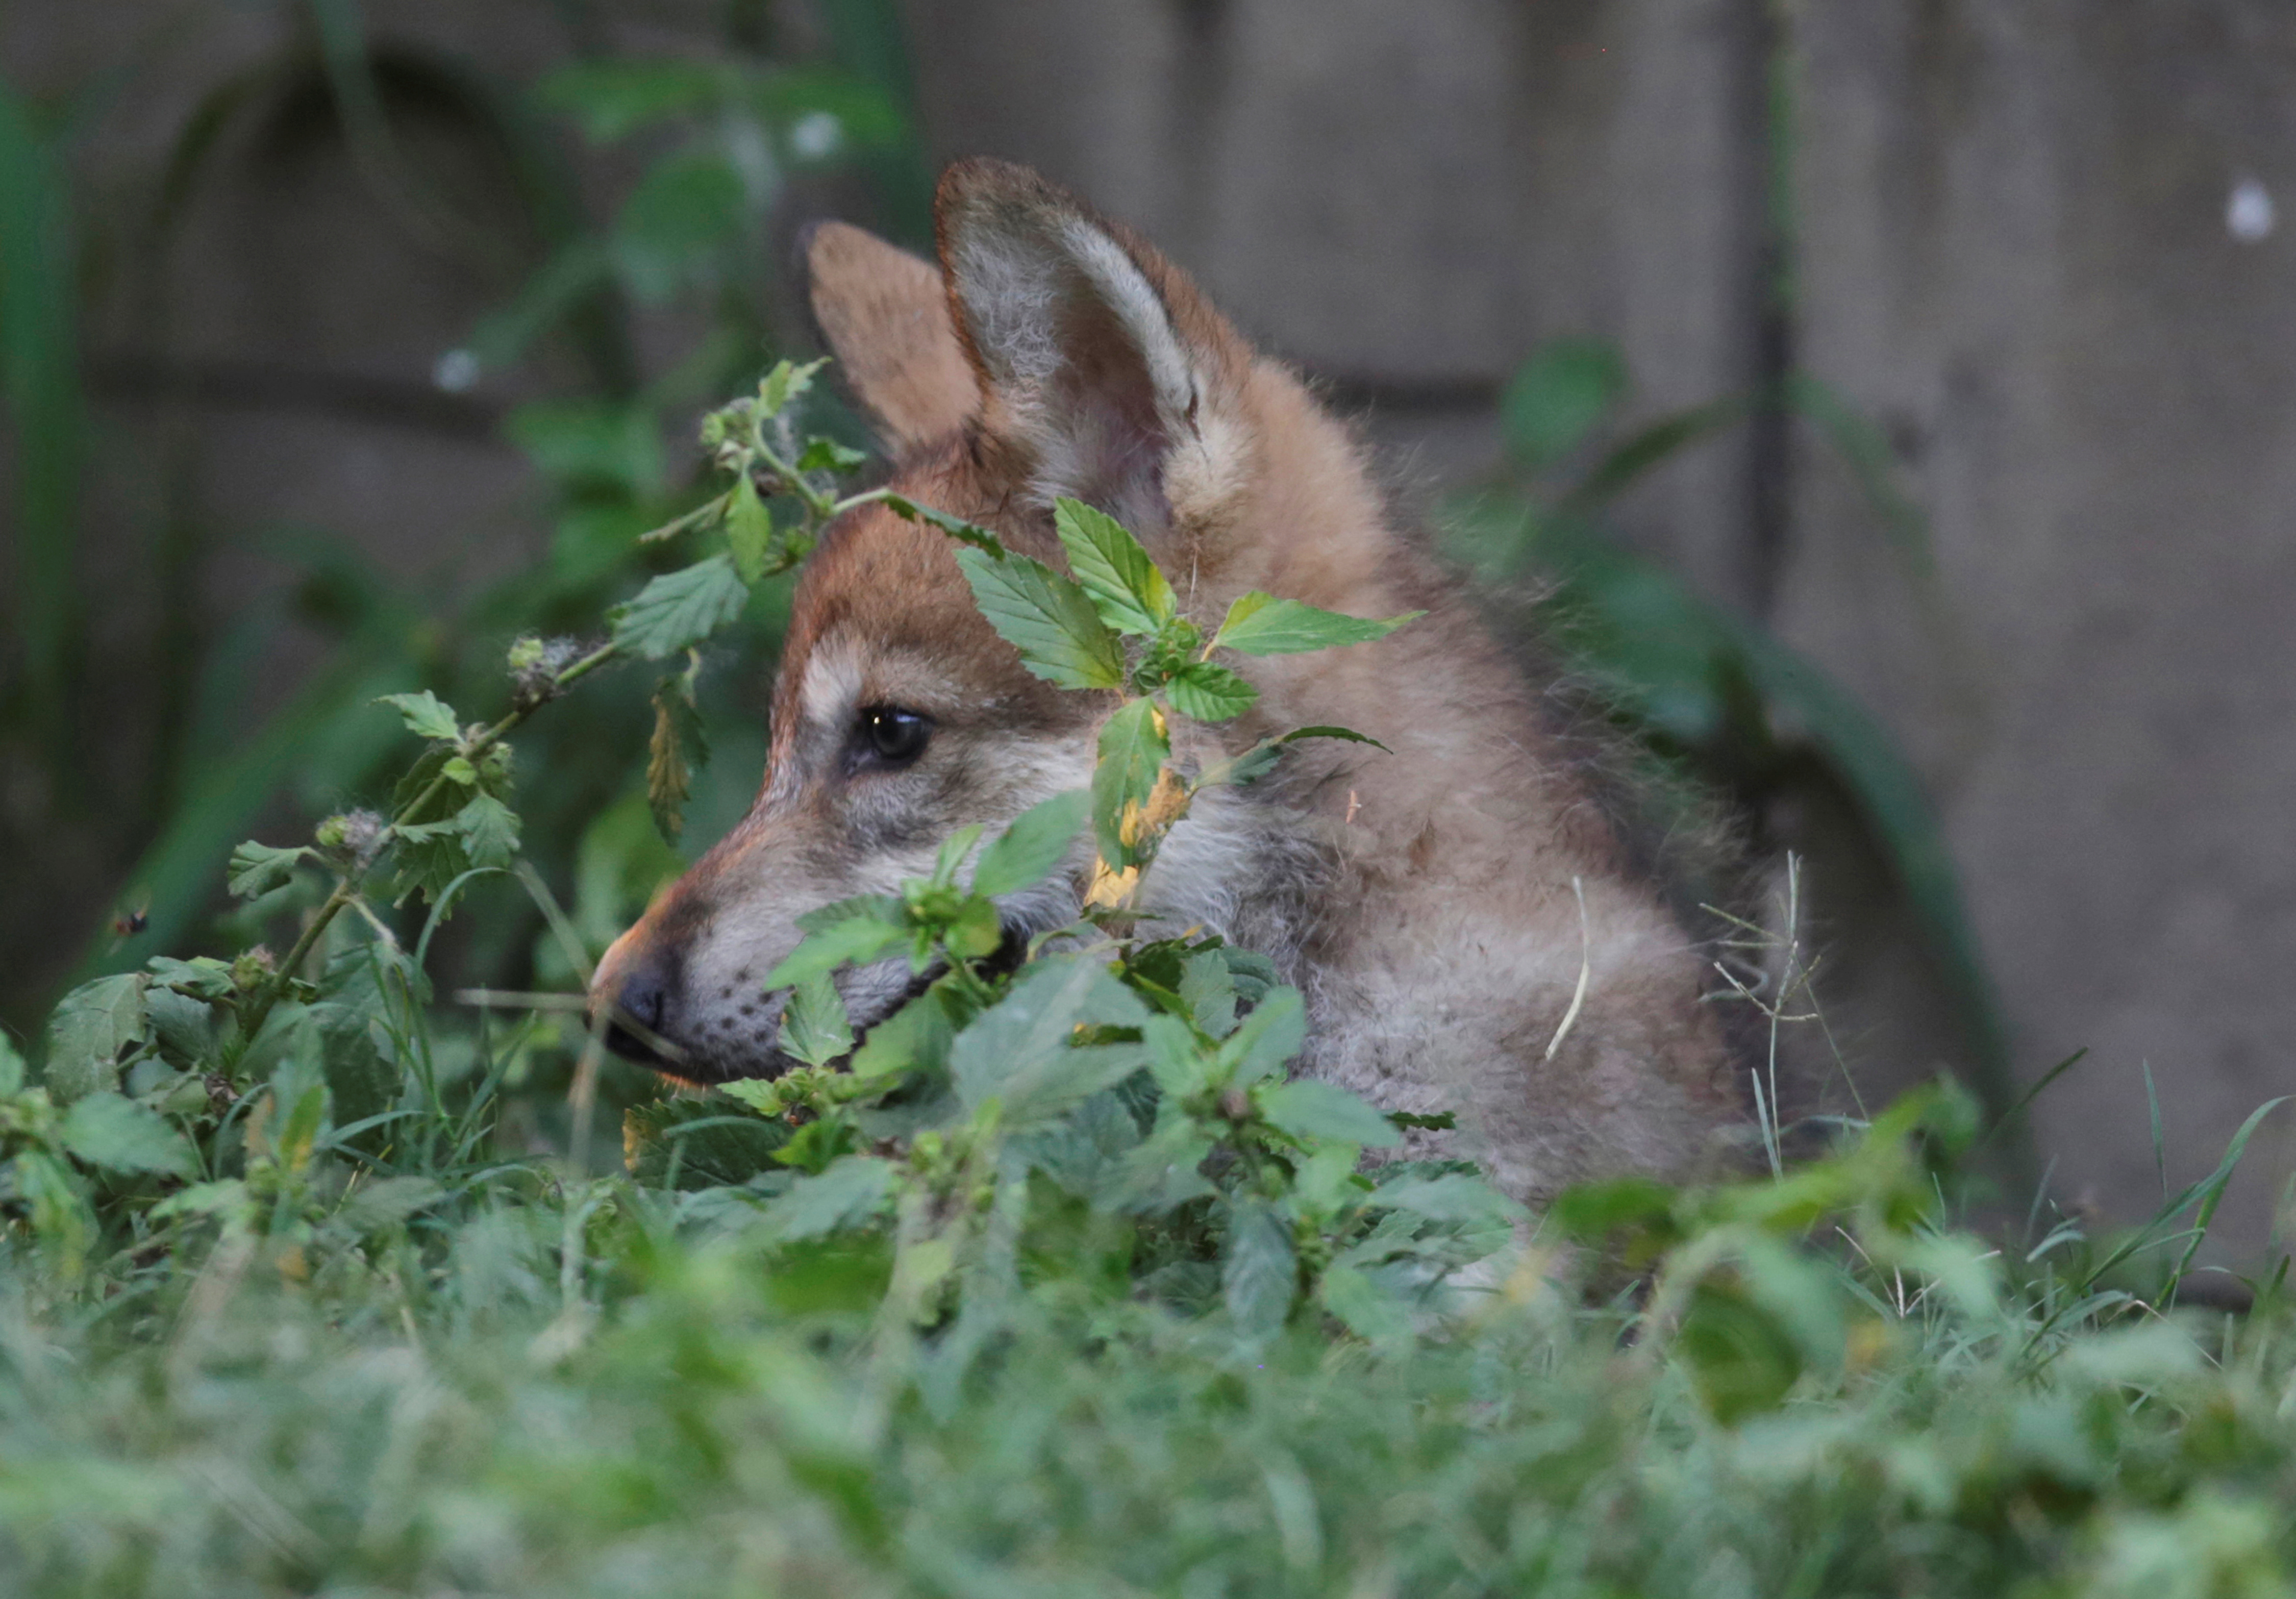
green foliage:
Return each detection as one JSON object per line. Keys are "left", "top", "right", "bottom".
{"left": 4, "top": 404, "right": 2295, "bottom": 1593}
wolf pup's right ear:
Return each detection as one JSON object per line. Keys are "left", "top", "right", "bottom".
{"left": 804, "top": 220, "right": 980, "bottom": 449}
{"left": 934, "top": 159, "right": 1254, "bottom": 548}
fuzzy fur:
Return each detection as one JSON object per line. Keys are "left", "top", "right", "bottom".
{"left": 591, "top": 160, "right": 1744, "bottom": 1204}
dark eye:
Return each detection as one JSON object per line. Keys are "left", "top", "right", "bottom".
{"left": 857, "top": 706, "right": 932, "bottom": 768}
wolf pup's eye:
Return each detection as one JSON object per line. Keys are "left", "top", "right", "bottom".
{"left": 856, "top": 706, "right": 932, "bottom": 768}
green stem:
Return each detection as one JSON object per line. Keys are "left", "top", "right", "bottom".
{"left": 235, "top": 639, "right": 623, "bottom": 1045}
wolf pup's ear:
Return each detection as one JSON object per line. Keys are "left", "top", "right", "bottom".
{"left": 935, "top": 159, "right": 1253, "bottom": 541}
{"left": 804, "top": 220, "right": 980, "bottom": 449}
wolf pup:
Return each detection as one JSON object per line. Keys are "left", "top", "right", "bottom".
{"left": 592, "top": 159, "right": 1740, "bottom": 1205}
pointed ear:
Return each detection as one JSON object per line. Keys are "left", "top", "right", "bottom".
{"left": 803, "top": 220, "right": 979, "bottom": 448}
{"left": 934, "top": 159, "right": 1253, "bottom": 535}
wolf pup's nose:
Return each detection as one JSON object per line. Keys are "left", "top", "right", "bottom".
{"left": 594, "top": 948, "right": 675, "bottom": 1064}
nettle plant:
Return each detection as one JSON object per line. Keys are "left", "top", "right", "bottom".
{"left": 19, "top": 356, "right": 1513, "bottom": 1344}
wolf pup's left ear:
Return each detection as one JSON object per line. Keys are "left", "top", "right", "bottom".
{"left": 804, "top": 220, "right": 980, "bottom": 449}
{"left": 935, "top": 158, "right": 1254, "bottom": 541}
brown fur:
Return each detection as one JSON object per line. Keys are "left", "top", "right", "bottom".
{"left": 593, "top": 160, "right": 1742, "bottom": 1204}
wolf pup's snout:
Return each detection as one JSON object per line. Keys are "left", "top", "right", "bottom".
{"left": 591, "top": 930, "right": 679, "bottom": 1067}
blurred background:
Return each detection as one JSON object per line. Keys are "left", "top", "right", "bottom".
{"left": 3, "top": 1, "right": 2292, "bottom": 1254}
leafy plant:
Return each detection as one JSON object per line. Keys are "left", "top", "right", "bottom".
{"left": 3, "top": 352, "right": 2293, "bottom": 1597}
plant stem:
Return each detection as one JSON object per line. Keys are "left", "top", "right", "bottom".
{"left": 235, "top": 639, "right": 623, "bottom": 1045}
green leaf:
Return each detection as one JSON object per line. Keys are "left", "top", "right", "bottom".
{"left": 972, "top": 790, "right": 1091, "bottom": 898}
{"left": 455, "top": 794, "right": 521, "bottom": 869}
{"left": 611, "top": 555, "right": 751, "bottom": 660}
{"left": 61, "top": 1091, "right": 196, "bottom": 1179}
{"left": 1213, "top": 592, "right": 1421, "bottom": 657}
{"left": 758, "top": 357, "right": 828, "bottom": 420}
{"left": 725, "top": 472, "right": 774, "bottom": 583}
{"left": 947, "top": 957, "right": 1147, "bottom": 1125}
{"left": 1202, "top": 724, "right": 1393, "bottom": 790}
{"left": 227, "top": 840, "right": 310, "bottom": 900}
{"left": 929, "top": 824, "right": 987, "bottom": 890}
{"left": 766, "top": 1156, "right": 894, "bottom": 1241}
{"left": 1501, "top": 337, "right": 1626, "bottom": 468}
{"left": 1053, "top": 497, "right": 1175, "bottom": 635}
{"left": 1260, "top": 1079, "right": 1403, "bottom": 1149}
{"left": 956, "top": 547, "right": 1125, "bottom": 690}
{"left": 0, "top": 1032, "right": 23, "bottom": 1097}
{"left": 851, "top": 990, "right": 953, "bottom": 1081}
{"left": 766, "top": 911, "right": 908, "bottom": 989}
{"left": 780, "top": 973, "right": 854, "bottom": 1068}
{"left": 796, "top": 436, "right": 868, "bottom": 473}
{"left": 42, "top": 975, "right": 148, "bottom": 1104}
{"left": 1164, "top": 662, "right": 1259, "bottom": 722}
{"left": 1178, "top": 952, "right": 1236, "bottom": 1038}
{"left": 1222, "top": 1197, "right": 1296, "bottom": 1340}
{"left": 376, "top": 690, "right": 462, "bottom": 743}
{"left": 882, "top": 494, "right": 1006, "bottom": 557}
{"left": 1090, "top": 698, "right": 1169, "bottom": 867}
{"left": 1320, "top": 1263, "right": 1414, "bottom": 1345}
{"left": 1217, "top": 985, "right": 1305, "bottom": 1088}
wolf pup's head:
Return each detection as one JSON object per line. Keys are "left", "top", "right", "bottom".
{"left": 590, "top": 159, "right": 1389, "bottom": 1082}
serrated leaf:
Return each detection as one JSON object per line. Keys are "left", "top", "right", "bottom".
{"left": 780, "top": 973, "right": 854, "bottom": 1068}
{"left": 43, "top": 975, "right": 148, "bottom": 1104}
{"left": 972, "top": 790, "right": 1091, "bottom": 898}
{"left": 455, "top": 794, "right": 521, "bottom": 869}
{"left": 725, "top": 472, "right": 773, "bottom": 583}
{"left": 1214, "top": 592, "right": 1422, "bottom": 656}
{"left": 1179, "top": 952, "right": 1237, "bottom": 1038}
{"left": 647, "top": 673, "right": 710, "bottom": 842}
{"left": 1091, "top": 698, "right": 1168, "bottom": 868}
{"left": 376, "top": 690, "right": 462, "bottom": 742}
{"left": 227, "top": 841, "right": 310, "bottom": 900}
{"left": 1164, "top": 662, "right": 1259, "bottom": 722}
{"left": 882, "top": 494, "right": 1005, "bottom": 556}
{"left": 1053, "top": 497, "right": 1175, "bottom": 635}
{"left": 1218, "top": 985, "right": 1305, "bottom": 1089}
{"left": 62, "top": 1092, "right": 196, "bottom": 1179}
{"left": 758, "top": 357, "right": 827, "bottom": 419}
{"left": 611, "top": 554, "right": 751, "bottom": 659}
{"left": 1223, "top": 1196, "right": 1296, "bottom": 1340}
{"left": 1260, "top": 1079, "right": 1404, "bottom": 1149}
{"left": 956, "top": 546, "right": 1125, "bottom": 690}
{"left": 765, "top": 912, "right": 908, "bottom": 989}
{"left": 947, "top": 956, "right": 1147, "bottom": 1125}
{"left": 796, "top": 437, "right": 868, "bottom": 473}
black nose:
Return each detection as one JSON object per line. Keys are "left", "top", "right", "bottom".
{"left": 601, "top": 956, "right": 674, "bottom": 1064}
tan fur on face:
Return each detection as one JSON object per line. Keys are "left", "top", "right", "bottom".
{"left": 593, "top": 161, "right": 1741, "bottom": 1202}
